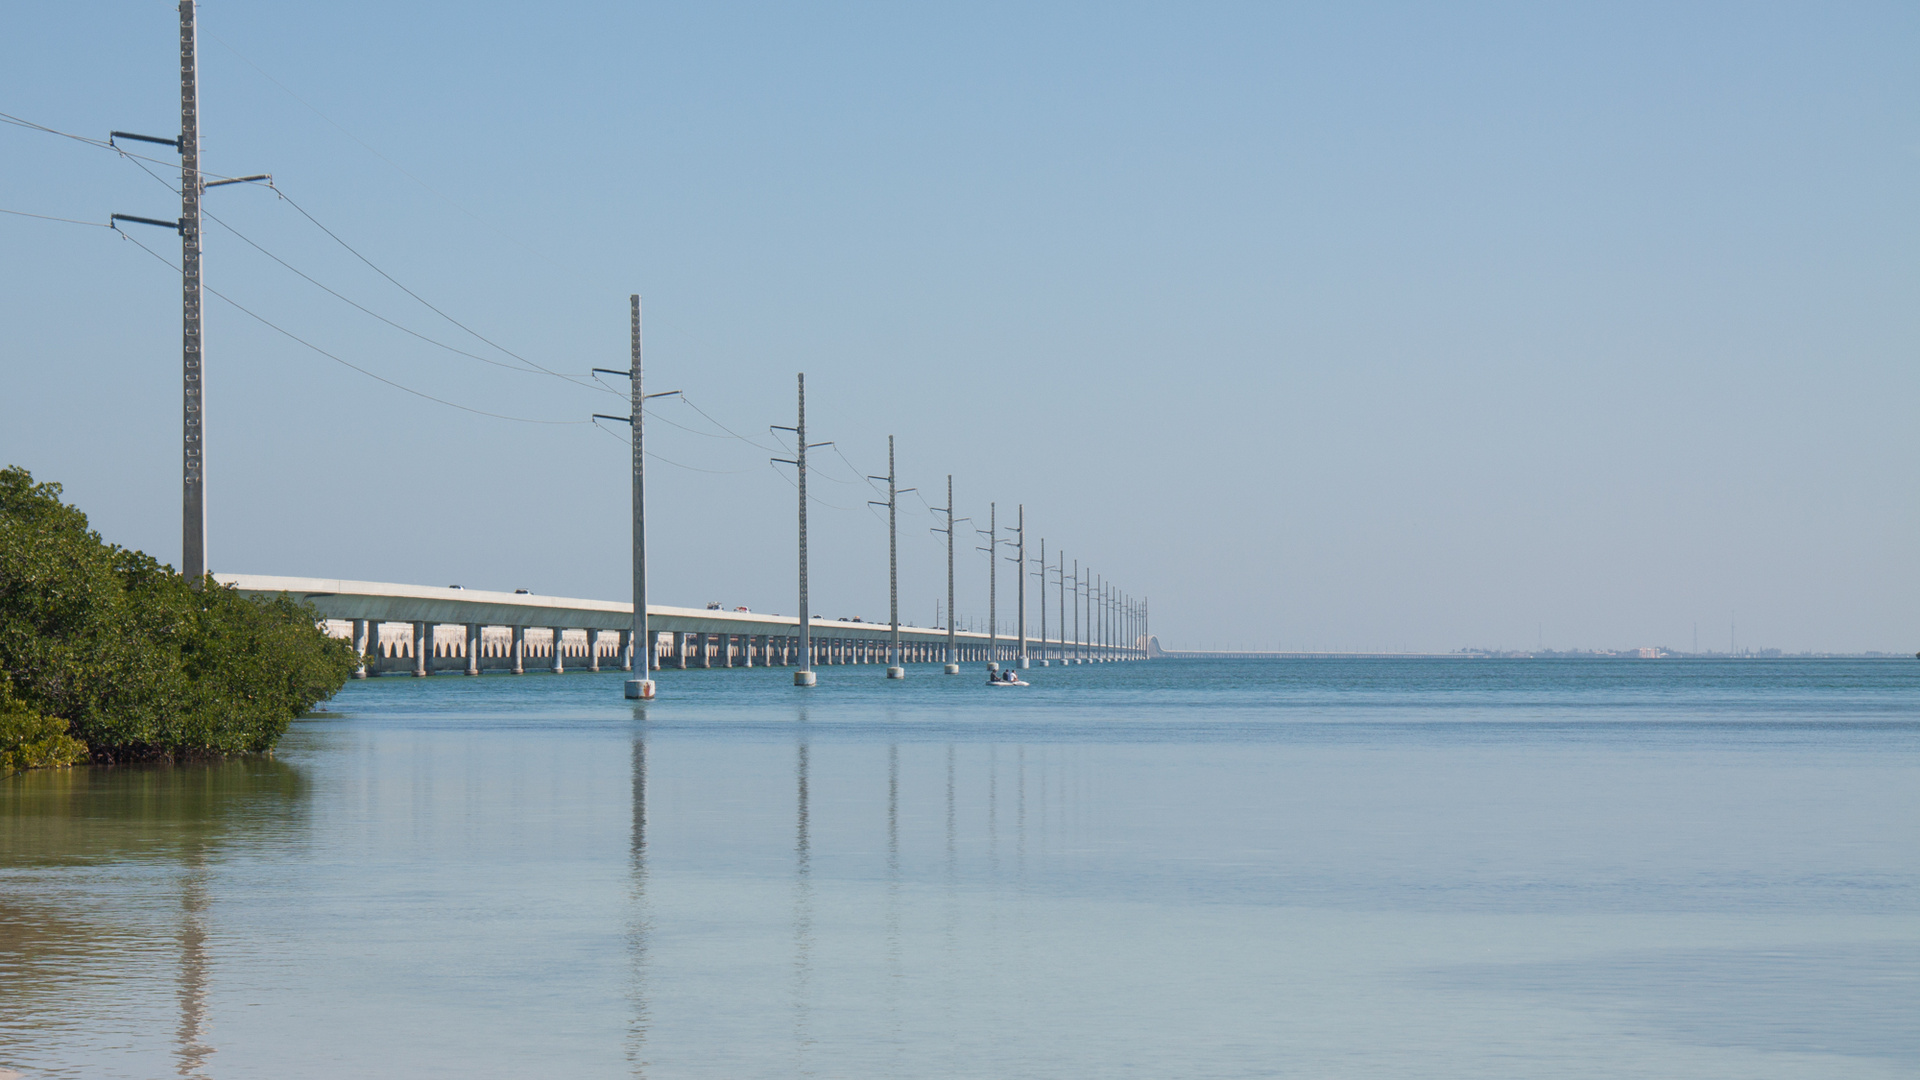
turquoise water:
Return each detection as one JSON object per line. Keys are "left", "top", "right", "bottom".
{"left": 2, "top": 658, "right": 1916, "bottom": 1078}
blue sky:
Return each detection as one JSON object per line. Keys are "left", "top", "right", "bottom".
{"left": 3, "top": 1, "right": 1916, "bottom": 652}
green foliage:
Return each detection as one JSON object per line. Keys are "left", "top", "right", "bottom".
{"left": 0, "top": 676, "right": 87, "bottom": 775}
{"left": 0, "top": 466, "right": 354, "bottom": 760}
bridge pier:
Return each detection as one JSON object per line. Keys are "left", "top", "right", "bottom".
{"left": 549, "top": 627, "right": 565, "bottom": 674}
{"left": 352, "top": 619, "right": 369, "bottom": 678}
{"left": 466, "top": 623, "right": 481, "bottom": 675}
{"left": 511, "top": 626, "right": 525, "bottom": 673}
{"left": 588, "top": 628, "right": 602, "bottom": 672}
{"left": 412, "top": 622, "right": 430, "bottom": 677}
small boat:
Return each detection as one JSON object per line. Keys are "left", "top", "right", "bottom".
{"left": 987, "top": 678, "right": 1029, "bottom": 687}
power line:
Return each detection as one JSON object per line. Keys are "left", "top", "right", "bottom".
{"left": 0, "top": 110, "right": 249, "bottom": 182}
{"left": 270, "top": 185, "right": 590, "bottom": 386}
{"left": 678, "top": 393, "right": 785, "bottom": 452}
{"left": 589, "top": 418, "right": 751, "bottom": 474}
{"left": 199, "top": 200, "right": 614, "bottom": 388}
{"left": 117, "top": 228, "right": 587, "bottom": 426}
{"left": 0, "top": 206, "right": 111, "bottom": 228}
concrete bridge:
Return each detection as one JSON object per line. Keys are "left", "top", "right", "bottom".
{"left": 218, "top": 574, "right": 1145, "bottom": 676}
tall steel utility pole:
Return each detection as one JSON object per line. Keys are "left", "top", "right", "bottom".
{"left": 976, "top": 504, "right": 998, "bottom": 665}
{"left": 176, "top": 1, "right": 205, "bottom": 584}
{"left": 1072, "top": 560, "right": 1081, "bottom": 664}
{"left": 1056, "top": 551, "right": 1067, "bottom": 665}
{"left": 1009, "top": 506, "right": 1028, "bottom": 669}
{"left": 1033, "top": 537, "right": 1047, "bottom": 667}
{"left": 108, "top": 2, "right": 264, "bottom": 586}
{"left": 773, "top": 374, "right": 827, "bottom": 687}
{"left": 930, "top": 476, "right": 966, "bottom": 673}
{"left": 1098, "top": 576, "right": 1113, "bottom": 661}
{"left": 868, "top": 437, "right": 912, "bottom": 679}
{"left": 593, "top": 297, "right": 678, "bottom": 699}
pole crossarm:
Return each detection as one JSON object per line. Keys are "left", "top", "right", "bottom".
{"left": 111, "top": 213, "right": 182, "bottom": 233}
{"left": 203, "top": 173, "right": 270, "bottom": 188}
{"left": 110, "top": 130, "right": 180, "bottom": 148}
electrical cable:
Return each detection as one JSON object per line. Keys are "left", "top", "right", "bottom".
{"left": 199, "top": 201, "right": 616, "bottom": 389}
{"left": 766, "top": 460, "right": 860, "bottom": 511}
{"left": 269, "top": 185, "right": 591, "bottom": 386}
{"left": 0, "top": 110, "right": 251, "bottom": 182}
{"left": 117, "top": 228, "right": 587, "bottom": 426}
{"left": 590, "top": 419, "right": 752, "bottom": 474}
{"left": 0, "top": 207, "right": 111, "bottom": 227}
{"left": 677, "top": 394, "right": 786, "bottom": 452}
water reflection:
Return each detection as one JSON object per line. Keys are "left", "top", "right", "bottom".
{"left": 626, "top": 734, "right": 651, "bottom": 1078}
{"left": 792, "top": 740, "right": 814, "bottom": 1073}
{"left": 0, "top": 758, "right": 308, "bottom": 1080}
{"left": 173, "top": 855, "right": 211, "bottom": 1080}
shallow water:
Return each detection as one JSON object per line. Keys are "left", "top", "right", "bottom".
{"left": 2, "top": 658, "right": 1916, "bottom": 1078}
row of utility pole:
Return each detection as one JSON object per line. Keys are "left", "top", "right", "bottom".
{"left": 108, "top": 3, "right": 1144, "bottom": 701}
{"left": 763, "top": 376, "right": 1145, "bottom": 690}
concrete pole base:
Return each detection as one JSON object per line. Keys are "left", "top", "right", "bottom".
{"left": 944, "top": 663, "right": 960, "bottom": 675}
{"left": 987, "top": 662, "right": 999, "bottom": 674}
{"left": 886, "top": 666, "right": 906, "bottom": 680}
{"left": 625, "top": 679, "right": 656, "bottom": 700}
{"left": 1018, "top": 657, "right": 1030, "bottom": 670}
{"left": 352, "top": 670, "right": 368, "bottom": 679}
{"left": 1040, "top": 660, "right": 1050, "bottom": 667}
{"left": 794, "top": 670, "right": 817, "bottom": 687}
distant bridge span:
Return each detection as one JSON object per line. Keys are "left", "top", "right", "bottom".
{"left": 218, "top": 574, "right": 1144, "bottom": 676}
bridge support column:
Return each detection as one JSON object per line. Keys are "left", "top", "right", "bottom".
{"left": 550, "top": 627, "right": 565, "bottom": 674}
{"left": 722, "top": 633, "right": 733, "bottom": 668}
{"left": 465, "top": 624, "right": 482, "bottom": 675}
{"left": 745, "top": 634, "right": 757, "bottom": 668}
{"left": 588, "top": 628, "right": 602, "bottom": 672}
{"left": 697, "top": 633, "right": 710, "bottom": 669}
{"left": 618, "top": 629, "right": 632, "bottom": 672}
{"left": 511, "top": 626, "right": 526, "bottom": 673}
{"left": 412, "top": 622, "right": 430, "bottom": 677}
{"left": 352, "top": 619, "right": 369, "bottom": 678}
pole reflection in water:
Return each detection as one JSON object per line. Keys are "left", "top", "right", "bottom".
{"left": 174, "top": 848, "right": 211, "bottom": 1080}
{"left": 626, "top": 727, "right": 651, "bottom": 1078}
{"left": 884, "top": 741, "right": 905, "bottom": 1074}
{"left": 1016, "top": 746, "right": 1027, "bottom": 880}
{"left": 992, "top": 746, "right": 1005, "bottom": 878}
{"left": 792, "top": 738, "right": 814, "bottom": 1073}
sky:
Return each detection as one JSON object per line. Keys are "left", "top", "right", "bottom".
{"left": 2, "top": 1, "right": 1916, "bottom": 653}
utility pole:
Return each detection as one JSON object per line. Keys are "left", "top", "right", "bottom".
{"left": 868, "top": 437, "right": 913, "bottom": 679}
{"left": 930, "top": 476, "right": 967, "bottom": 673}
{"left": 593, "top": 297, "right": 678, "bottom": 699}
{"left": 109, "top": 1, "right": 267, "bottom": 588}
{"left": 1072, "top": 560, "right": 1081, "bottom": 664}
{"left": 773, "top": 374, "right": 828, "bottom": 687}
{"left": 1097, "top": 575, "right": 1106, "bottom": 661}
{"left": 1056, "top": 551, "right": 1066, "bottom": 665}
{"left": 174, "top": 0, "right": 205, "bottom": 586}
{"left": 1033, "top": 537, "right": 1047, "bottom": 667}
{"left": 976, "top": 504, "right": 998, "bottom": 666}
{"left": 1009, "top": 506, "right": 1028, "bottom": 669}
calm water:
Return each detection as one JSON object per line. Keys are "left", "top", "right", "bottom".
{"left": 2, "top": 658, "right": 1916, "bottom": 1078}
